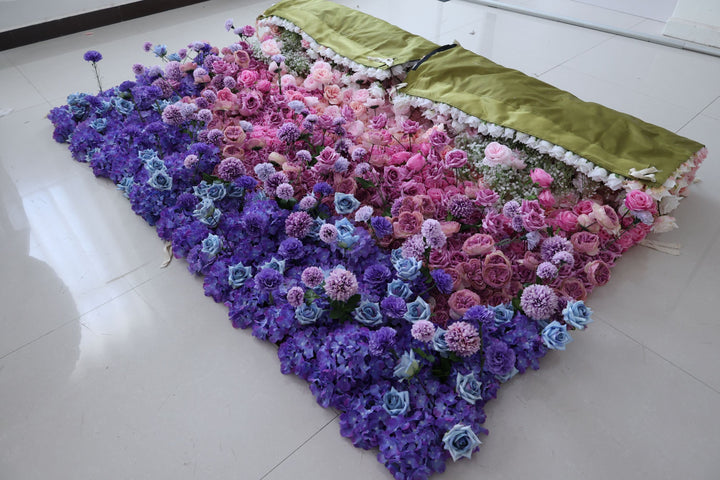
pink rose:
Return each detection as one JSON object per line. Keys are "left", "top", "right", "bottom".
{"left": 444, "top": 149, "right": 468, "bottom": 169}
{"left": 429, "top": 129, "right": 450, "bottom": 149}
{"left": 317, "top": 146, "right": 339, "bottom": 166}
{"left": 591, "top": 202, "right": 621, "bottom": 234}
{"left": 584, "top": 260, "right": 610, "bottom": 286}
{"left": 530, "top": 168, "right": 554, "bottom": 188}
{"left": 483, "top": 142, "right": 513, "bottom": 166}
{"left": 573, "top": 200, "right": 595, "bottom": 216}
{"left": 522, "top": 210, "right": 546, "bottom": 231}
{"left": 538, "top": 190, "right": 556, "bottom": 208}
{"left": 460, "top": 259, "right": 485, "bottom": 290}
{"left": 255, "top": 79, "right": 271, "bottom": 93}
{"left": 482, "top": 251, "right": 512, "bottom": 288}
{"left": 448, "top": 289, "right": 482, "bottom": 320}
{"left": 624, "top": 190, "right": 655, "bottom": 212}
{"left": 428, "top": 248, "right": 452, "bottom": 269}
{"left": 482, "top": 210, "right": 510, "bottom": 236}
{"left": 400, "top": 181, "right": 426, "bottom": 197}
{"left": 406, "top": 153, "right": 427, "bottom": 172}
{"left": 553, "top": 210, "right": 578, "bottom": 232}
{"left": 260, "top": 39, "right": 281, "bottom": 57}
{"left": 216, "top": 87, "right": 235, "bottom": 103}
{"left": 323, "top": 84, "right": 342, "bottom": 104}
{"left": 462, "top": 234, "right": 496, "bottom": 257}
{"left": 383, "top": 165, "right": 408, "bottom": 186}
{"left": 444, "top": 267, "right": 467, "bottom": 292}
{"left": 427, "top": 188, "right": 444, "bottom": 204}
{"left": 393, "top": 211, "right": 424, "bottom": 238}
{"left": 389, "top": 151, "right": 412, "bottom": 166}
{"left": 440, "top": 221, "right": 461, "bottom": 237}
{"left": 475, "top": 188, "right": 499, "bottom": 207}
{"left": 570, "top": 231, "right": 600, "bottom": 256}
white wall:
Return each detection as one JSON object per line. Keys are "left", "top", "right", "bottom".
{"left": 0, "top": 0, "right": 136, "bottom": 32}
{"left": 664, "top": 0, "right": 720, "bottom": 48}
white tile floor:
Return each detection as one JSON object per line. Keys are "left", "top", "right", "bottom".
{"left": 1, "top": 0, "right": 719, "bottom": 479}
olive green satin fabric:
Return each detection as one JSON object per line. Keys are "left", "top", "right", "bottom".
{"left": 260, "top": 0, "right": 439, "bottom": 70}
{"left": 402, "top": 46, "right": 703, "bottom": 185}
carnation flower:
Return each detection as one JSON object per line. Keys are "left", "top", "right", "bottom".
{"left": 277, "top": 122, "right": 301, "bottom": 144}
{"left": 285, "top": 211, "right": 314, "bottom": 238}
{"left": 318, "top": 223, "right": 338, "bottom": 244}
{"left": 83, "top": 50, "right": 103, "bottom": 63}
{"left": 275, "top": 183, "right": 295, "bottom": 200}
{"left": 411, "top": 320, "right": 436, "bottom": 342}
{"left": 217, "top": 157, "right": 245, "bottom": 181}
{"left": 354, "top": 205, "right": 373, "bottom": 222}
{"left": 536, "top": 261, "right": 559, "bottom": 280}
{"left": 381, "top": 295, "right": 407, "bottom": 319}
{"left": 301, "top": 266, "right": 325, "bottom": 288}
{"left": 540, "top": 236, "right": 573, "bottom": 262}
{"left": 431, "top": 269, "right": 454, "bottom": 295}
{"left": 448, "top": 194, "right": 474, "bottom": 219}
{"left": 520, "top": 284, "right": 559, "bottom": 321}
{"left": 445, "top": 321, "right": 481, "bottom": 357}
{"left": 286, "top": 287, "right": 305, "bottom": 307}
{"left": 254, "top": 162, "right": 275, "bottom": 182}
{"left": 298, "top": 195, "right": 317, "bottom": 210}
{"left": 324, "top": 268, "right": 358, "bottom": 302}
{"left": 371, "top": 216, "right": 393, "bottom": 238}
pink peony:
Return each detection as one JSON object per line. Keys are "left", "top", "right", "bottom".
{"left": 570, "top": 231, "right": 600, "bottom": 256}
{"left": 560, "top": 278, "right": 587, "bottom": 301}
{"left": 483, "top": 142, "right": 514, "bottom": 166}
{"left": 444, "top": 149, "right": 468, "bottom": 169}
{"left": 393, "top": 211, "right": 424, "bottom": 238}
{"left": 553, "top": 210, "right": 579, "bottom": 232}
{"left": 323, "top": 84, "right": 342, "bottom": 104}
{"left": 462, "top": 234, "right": 496, "bottom": 257}
{"left": 624, "top": 190, "right": 655, "bottom": 212}
{"left": 448, "top": 289, "right": 482, "bottom": 320}
{"left": 482, "top": 251, "right": 512, "bottom": 288}
{"left": 584, "top": 260, "right": 611, "bottom": 286}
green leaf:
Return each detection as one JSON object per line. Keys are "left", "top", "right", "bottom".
{"left": 355, "top": 177, "right": 377, "bottom": 190}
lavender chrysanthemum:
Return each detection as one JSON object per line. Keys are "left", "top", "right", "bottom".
{"left": 275, "top": 183, "right": 295, "bottom": 200}
{"left": 421, "top": 218, "right": 447, "bottom": 249}
{"left": 540, "top": 236, "right": 573, "bottom": 262}
{"left": 370, "top": 216, "right": 393, "bottom": 238}
{"left": 277, "top": 123, "right": 301, "bottom": 144}
{"left": 352, "top": 148, "right": 368, "bottom": 162}
{"left": 502, "top": 200, "right": 521, "bottom": 219}
{"left": 520, "top": 284, "right": 559, "bottom": 321}
{"left": 298, "top": 195, "right": 317, "bottom": 211}
{"left": 254, "top": 162, "right": 275, "bottom": 182}
{"left": 286, "top": 287, "right": 305, "bottom": 308}
{"left": 295, "top": 150, "right": 312, "bottom": 164}
{"left": 448, "top": 195, "right": 474, "bottom": 219}
{"left": 411, "top": 320, "right": 436, "bottom": 343}
{"left": 285, "top": 211, "right": 314, "bottom": 238}
{"left": 445, "top": 321, "right": 481, "bottom": 357}
{"left": 318, "top": 224, "right": 338, "bottom": 244}
{"left": 401, "top": 235, "right": 425, "bottom": 260}
{"left": 217, "top": 157, "right": 245, "bottom": 181}
{"left": 324, "top": 268, "right": 358, "bottom": 302}
{"left": 301, "top": 266, "right": 324, "bottom": 289}
{"left": 551, "top": 251, "right": 574, "bottom": 266}
{"left": 354, "top": 205, "right": 373, "bottom": 223}
{"left": 536, "top": 261, "right": 558, "bottom": 280}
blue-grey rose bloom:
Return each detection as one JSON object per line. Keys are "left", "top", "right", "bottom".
{"left": 295, "top": 302, "right": 324, "bottom": 325}
{"left": 201, "top": 233, "right": 222, "bottom": 257}
{"left": 144, "top": 156, "right": 166, "bottom": 172}
{"left": 382, "top": 387, "right": 410, "bottom": 416}
{"left": 496, "top": 366, "right": 519, "bottom": 383}
{"left": 393, "top": 350, "right": 420, "bottom": 380}
{"left": 562, "top": 300, "right": 593, "bottom": 330}
{"left": 193, "top": 198, "right": 221, "bottom": 227}
{"left": 89, "top": 118, "right": 107, "bottom": 132}
{"left": 393, "top": 257, "right": 422, "bottom": 281}
{"left": 433, "top": 327, "right": 450, "bottom": 354}
{"left": 455, "top": 372, "right": 483, "bottom": 405}
{"left": 228, "top": 262, "right": 252, "bottom": 288}
{"left": 335, "top": 218, "right": 359, "bottom": 248}
{"left": 491, "top": 303, "right": 515, "bottom": 325}
{"left": 442, "top": 424, "right": 482, "bottom": 461}
{"left": 353, "top": 300, "right": 382, "bottom": 327}
{"left": 147, "top": 169, "right": 172, "bottom": 190}
{"left": 114, "top": 98, "right": 134, "bottom": 115}
{"left": 541, "top": 320, "right": 573, "bottom": 350}
{"left": 386, "top": 279, "right": 413, "bottom": 300}
{"left": 404, "top": 297, "right": 431, "bottom": 323}
{"left": 138, "top": 149, "right": 159, "bottom": 162}
{"left": 260, "top": 257, "right": 286, "bottom": 274}
{"left": 205, "top": 182, "right": 227, "bottom": 202}
{"left": 334, "top": 192, "right": 361, "bottom": 215}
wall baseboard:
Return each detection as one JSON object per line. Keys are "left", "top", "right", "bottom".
{"left": 0, "top": 0, "right": 208, "bottom": 51}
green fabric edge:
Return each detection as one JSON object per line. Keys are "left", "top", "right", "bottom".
{"left": 259, "top": 0, "right": 439, "bottom": 70}
{"left": 401, "top": 46, "right": 704, "bottom": 185}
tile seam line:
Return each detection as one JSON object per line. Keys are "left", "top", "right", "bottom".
{"left": 258, "top": 413, "right": 340, "bottom": 480}
{"left": 595, "top": 315, "right": 720, "bottom": 396}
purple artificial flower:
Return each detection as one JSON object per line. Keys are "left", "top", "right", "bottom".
{"left": 301, "top": 266, "right": 324, "bottom": 288}
{"left": 520, "top": 284, "right": 559, "bottom": 321}
{"left": 369, "top": 327, "right": 397, "bottom": 356}
{"left": 254, "top": 162, "right": 276, "bottom": 182}
{"left": 298, "top": 195, "right": 317, "bottom": 210}
{"left": 278, "top": 123, "right": 301, "bottom": 144}
{"left": 285, "top": 211, "right": 314, "bottom": 238}
{"left": 445, "top": 321, "right": 481, "bottom": 357}
{"left": 143, "top": 41, "right": 153, "bottom": 52}
{"left": 83, "top": 50, "right": 103, "bottom": 63}
{"left": 540, "top": 236, "right": 573, "bottom": 262}
{"left": 295, "top": 150, "right": 312, "bottom": 164}
{"left": 484, "top": 339, "right": 517, "bottom": 376}
{"left": 502, "top": 200, "right": 521, "bottom": 219}
{"left": 255, "top": 267, "right": 283, "bottom": 292}
{"left": 354, "top": 205, "right": 373, "bottom": 223}
{"left": 463, "top": 305, "right": 495, "bottom": 325}
{"left": 400, "top": 235, "right": 425, "bottom": 260}
{"left": 411, "top": 320, "right": 436, "bottom": 342}
{"left": 551, "top": 251, "right": 574, "bottom": 267}
{"left": 278, "top": 237, "right": 304, "bottom": 260}
{"left": 352, "top": 148, "right": 368, "bottom": 163}
{"left": 381, "top": 296, "right": 407, "bottom": 320}
{"left": 241, "top": 25, "right": 256, "bottom": 36}
{"left": 370, "top": 216, "right": 393, "bottom": 238}
{"left": 313, "top": 182, "right": 334, "bottom": 197}
{"left": 430, "top": 269, "right": 454, "bottom": 295}
{"left": 324, "top": 268, "right": 358, "bottom": 302}
{"left": 363, "top": 264, "right": 392, "bottom": 288}
{"left": 132, "top": 63, "right": 145, "bottom": 75}
{"left": 448, "top": 194, "right": 475, "bottom": 219}
{"left": 224, "top": 18, "right": 234, "bottom": 31}
{"left": 536, "top": 261, "right": 558, "bottom": 280}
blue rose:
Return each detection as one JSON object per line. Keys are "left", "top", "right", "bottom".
{"left": 382, "top": 387, "right": 410, "bottom": 416}
{"left": 193, "top": 181, "right": 210, "bottom": 198}
{"left": 94, "top": 101, "right": 112, "bottom": 115}
{"left": 455, "top": 372, "right": 483, "bottom": 405}
{"left": 334, "top": 192, "right": 361, "bottom": 215}
{"left": 390, "top": 248, "right": 404, "bottom": 266}
{"left": 228, "top": 262, "right": 252, "bottom": 288}
{"left": 353, "top": 300, "right": 382, "bottom": 327}
{"left": 116, "top": 176, "right": 134, "bottom": 198}
{"left": 496, "top": 366, "right": 519, "bottom": 383}
{"left": 562, "top": 300, "right": 593, "bottom": 330}
{"left": 335, "top": 218, "right": 359, "bottom": 248}
{"left": 393, "top": 350, "right": 420, "bottom": 380}
{"left": 193, "top": 199, "right": 222, "bottom": 227}
{"left": 491, "top": 303, "right": 515, "bottom": 325}
{"left": 147, "top": 169, "right": 172, "bottom": 191}
{"left": 114, "top": 98, "right": 134, "bottom": 115}
{"left": 295, "top": 302, "right": 324, "bottom": 325}
{"left": 225, "top": 183, "right": 245, "bottom": 198}
{"left": 205, "top": 182, "right": 227, "bottom": 202}
{"left": 442, "top": 424, "right": 482, "bottom": 461}
{"left": 259, "top": 257, "right": 286, "bottom": 274}
{"left": 201, "top": 233, "right": 222, "bottom": 257}
{"left": 144, "top": 156, "right": 166, "bottom": 172}
{"left": 89, "top": 118, "right": 107, "bottom": 132}
{"left": 404, "top": 297, "right": 431, "bottom": 323}
{"left": 432, "top": 327, "right": 450, "bottom": 354}
{"left": 541, "top": 320, "right": 573, "bottom": 350}
{"left": 393, "top": 257, "right": 421, "bottom": 281}
{"left": 138, "top": 149, "right": 159, "bottom": 162}
{"left": 387, "top": 279, "right": 413, "bottom": 300}
{"left": 153, "top": 44, "right": 168, "bottom": 57}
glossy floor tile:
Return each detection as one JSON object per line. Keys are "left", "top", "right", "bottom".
{"left": 1, "top": 1, "right": 719, "bottom": 479}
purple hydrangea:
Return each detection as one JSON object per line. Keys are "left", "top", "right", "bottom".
{"left": 369, "top": 327, "right": 397, "bottom": 356}
{"left": 484, "top": 339, "right": 517, "bottom": 376}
